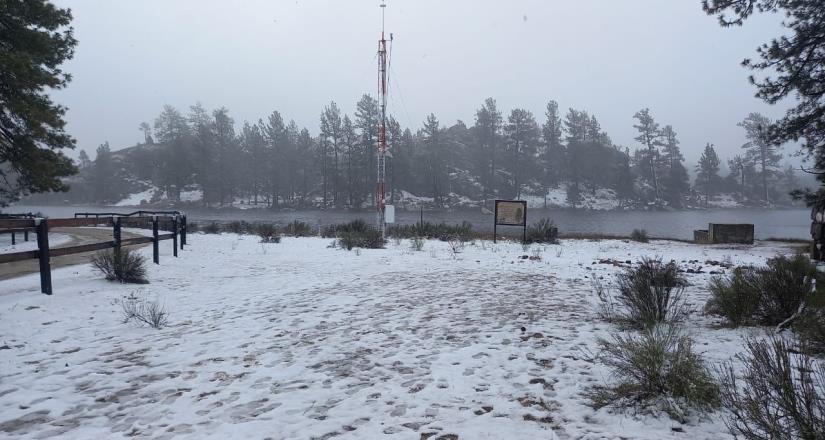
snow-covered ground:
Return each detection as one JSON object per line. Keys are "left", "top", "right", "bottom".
{"left": 115, "top": 189, "right": 155, "bottom": 207}
{"left": 0, "top": 234, "right": 796, "bottom": 439}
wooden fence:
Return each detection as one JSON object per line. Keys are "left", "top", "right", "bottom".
{"left": 0, "top": 212, "right": 187, "bottom": 295}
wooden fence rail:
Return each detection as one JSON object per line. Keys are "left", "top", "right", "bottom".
{"left": 0, "top": 213, "right": 187, "bottom": 295}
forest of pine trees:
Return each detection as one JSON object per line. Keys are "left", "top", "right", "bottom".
{"left": 39, "top": 98, "right": 803, "bottom": 210}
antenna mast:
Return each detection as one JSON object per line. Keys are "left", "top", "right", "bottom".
{"left": 376, "top": 1, "right": 390, "bottom": 237}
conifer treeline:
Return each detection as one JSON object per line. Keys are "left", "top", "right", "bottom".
{"left": 73, "top": 96, "right": 797, "bottom": 208}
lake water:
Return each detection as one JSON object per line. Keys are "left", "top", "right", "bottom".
{"left": 10, "top": 205, "right": 811, "bottom": 241}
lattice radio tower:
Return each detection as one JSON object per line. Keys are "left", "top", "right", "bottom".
{"left": 376, "top": 1, "right": 392, "bottom": 237}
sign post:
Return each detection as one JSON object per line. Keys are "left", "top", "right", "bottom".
{"left": 493, "top": 200, "right": 527, "bottom": 244}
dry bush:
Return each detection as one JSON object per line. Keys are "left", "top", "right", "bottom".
{"left": 410, "top": 236, "right": 425, "bottom": 251}
{"left": 597, "top": 257, "right": 686, "bottom": 329}
{"left": 284, "top": 220, "right": 314, "bottom": 237}
{"left": 525, "top": 218, "right": 559, "bottom": 244}
{"left": 587, "top": 326, "right": 720, "bottom": 422}
{"left": 719, "top": 337, "right": 825, "bottom": 440}
{"left": 255, "top": 223, "right": 281, "bottom": 243}
{"left": 121, "top": 294, "right": 168, "bottom": 329}
{"left": 630, "top": 229, "right": 649, "bottom": 243}
{"left": 705, "top": 255, "right": 822, "bottom": 335}
{"left": 91, "top": 248, "right": 148, "bottom": 284}
{"left": 705, "top": 267, "right": 761, "bottom": 326}
{"left": 201, "top": 222, "right": 221, "bottom": 234}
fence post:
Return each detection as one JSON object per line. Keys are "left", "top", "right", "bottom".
{"left": 113, "top": 216, "right": 122, "bottom": 252}
{"left": 35, "top": 219, "right": 52, "bottom": 295}
{"left": 152, "top": 215, "right": 159, "bottom": 264}
{"left": 24, "top": 229, "right": 28, "bottom": 241}
{"left": 180, "top": 214, "right": 187, "bottom": 248}
{"left": 11, "top": 231, "right": 15, "bottom": 246}
{"left": 172, "top": 216, "right": 178, "bottom": 257}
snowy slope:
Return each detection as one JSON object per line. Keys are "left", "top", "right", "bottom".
{"left": 0, "top": 235, "right": 795, "bottom": 439}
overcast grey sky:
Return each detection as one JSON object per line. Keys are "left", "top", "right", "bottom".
{"left": 52, "top": 0, "right": 793, "bottom": 166}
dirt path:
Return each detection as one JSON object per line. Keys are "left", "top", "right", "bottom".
{"left": 0, "top": 228, "right": 148, "bottom": 281}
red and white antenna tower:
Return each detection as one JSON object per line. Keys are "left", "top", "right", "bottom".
{"left": 376, "top": 1, "right": 391, "bottom": 236}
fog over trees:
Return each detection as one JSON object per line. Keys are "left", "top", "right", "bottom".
{"left": 39, "top": 98, "right": 802, "bottom": 210}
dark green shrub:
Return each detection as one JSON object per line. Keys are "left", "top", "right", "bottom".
{"left": 705, "top": 254, "right": 821, "bottom": 327}
{"left": 202, "top": 222, "right": 221, "bottom": 234}
{"left": 525, "top": 218, "right": 559, "bottom": 244}
{"left": 186, "top": 222, "right": 200, "bottom": 233}
{"left": 284, "top": 220, "right": 314, "bottom": 237}
{"left": 322, "top": 219, "right": 370, "bottom": 238}
{"left": 225, "top": 220, "right": 250, "bottom": 234}
{"left": 796, "top": 289, "right": 825, "bottom": 355}
{"left": 598, "top": 257, "right": 686, "bottom": 329}
{"left": 630, "top": 229, "right": 649, "bottom": 243}
{"left": 91, "top": 248, "right": 149, "bottom": 284}
{"left": 719, "top": 337, "right": 824, "bottom": 440}
{"left": 338, "top": 229, "right": 384, "bottom": 250}
{"left": 756, "top": 254, "right": 819, "bottom": 325}
{"left": 386, "top": 221, "right": 474, "bottom": 242}
{"left": 255, "top": 223, "right": 281, "bottom": 243}
{"left": 705, "top": 267, "right": 761, "bottom": 326}
{"left": 587, "top": 326, "right": 719, "bottom": 421}
{"left": 323, "top": 219, "right": 384, "bottom": 250}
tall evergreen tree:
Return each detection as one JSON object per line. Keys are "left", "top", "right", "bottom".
{"left": 504, "top": 109, "right": 539, "bottom": 199}
{"left": 472, "top": 98, "right": 502, "bottom": 201}
{"left": 540, "top": 101, "right": 565, "bottom": 206}
{"left": 739, "top": 112, "right": 782, "bottom": 203}
{"left": 696, "top": 143, "right": 721, "bottom": 207}
{"left": 0, "top": 0, "right": 78, "bottom": 205}
{"left": 633, "top": 108, "right": 663, "bottom": 200}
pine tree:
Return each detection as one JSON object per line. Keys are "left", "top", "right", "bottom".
{"left": 154, "top": 105, "right": 189, "bottom": 144}
{"left": 696, "top": 143, "right": 721, "bottom": 207}
{"left": 540, "top": 101, "right": 565, "bottom": 206}
{"left": 727, "top": 154, "right": 747, "bottom": 201}
{"left": 0, "top": 0, "right": 78, "bottom": 205}
{"left": 633, "top": 108, "right": 663, "bottom": 200}
{"left": 91, "top": 142, "right": 119, "bottom": 203}
{"left": 139, "top": 122, "right": 154, "bottom": 144}
{"left": 473, "top": 98, "right": 503, "bottom": 201}
{"left": 705, "top": 1, "right": 824, "bottom": 201}
{"left": 504, "top": 109, "right": 539, "bottom": 199}
{"left": 77, "top": 150, "right": 92, "bottom": 170}
{"left": 320, "top": 102, "right": 343, "bottom": 207}
{"left": 739, "top": 112, "right": 782, "bottom": 203}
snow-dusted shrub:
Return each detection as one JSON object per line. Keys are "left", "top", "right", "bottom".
{"left": 705, "top": 254, "right": 820, "bottom": 328}
{"left": 323, "top": 219, "right": 384, "bottom": 250}
{"left": 755, "top": 254, "right": 819, "bottom": 326}
{"left": 386, "top": 221, "right": 474, "bottom": 242}
{"left": 525, "top": 218, "right": 559, "bottom": 244}
{"left": 284, "top": 220, "right": 314, "bottom": 237}
{"left": 338, "top": 229, "right": 384, "bottom": 250}
{"left": 322, "top": 219, "right": 370, "bottom": 238}
{"left": 447, "top": 236, "right": 464, "bottom": 256}
{"left": 121, "top": 294, "right": 168, "bottom": 329}
{"left": 705, "top": 267, "right": 761, "bottom": 326}
{"left": 587, "top": 326, "right": 719, "bottom": 421}
{"left": 410, "top": 236, "right": 425, "bottom": 251}
{"left": 796, "top": 296, "right": 825, "bottom": 355}
{"left": 598, "top": 257, "right": 686, "bottom": 329}
{"left": 630, "top": 229, "right": 649, "bottom": 243}
{"left": 91, "top": 249, "right": 148, "bottom": 284}
{"left": 719, "top": 337, "right": 824, "bottom": 440}
{"left": 255, "top": 223, "right": 281, "bottom": 243}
